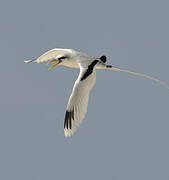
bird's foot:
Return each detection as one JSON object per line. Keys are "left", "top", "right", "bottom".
{"left": 47, "top": 59, "right": 60, "bottom": 70}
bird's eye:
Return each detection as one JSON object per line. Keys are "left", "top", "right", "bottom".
{"left": 100, "top": 55, "right": 107, "bottom": 63}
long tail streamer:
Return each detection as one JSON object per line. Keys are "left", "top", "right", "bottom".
{"left": 108, "top": 66, "right": 169, "bottom": 90}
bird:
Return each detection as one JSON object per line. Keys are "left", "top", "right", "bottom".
{"left": 24, "top": 48, "right": 169, "bottom": 136}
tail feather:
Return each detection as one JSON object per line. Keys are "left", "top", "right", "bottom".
{"left": 106, "top": 65, "right": 169, "bottom": 90}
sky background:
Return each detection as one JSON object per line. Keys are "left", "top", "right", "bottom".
{"left": 0, "top": 0, "right": 169, "bottom": 179}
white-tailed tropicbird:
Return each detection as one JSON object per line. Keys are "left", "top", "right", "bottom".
{"left": 24, "top": 48, "right": 169, "bottom": 136}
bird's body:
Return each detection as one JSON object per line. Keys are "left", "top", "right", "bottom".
{"left": 25, "top": 48, "right": 169, "bottom": 136}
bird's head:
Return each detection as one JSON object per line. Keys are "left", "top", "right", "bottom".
{"left": 96, "top": 55, "right": 112, "bottom": 69}
{"left": 99, "top": 55, "right": 107, "bottom": 63}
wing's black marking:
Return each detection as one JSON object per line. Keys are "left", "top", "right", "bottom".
{"left": 58, "top": 55, "right": 68, "bottom": 60}
{"left": 100, "top": 55, "right": 107, "bottom": 63}
{"left": 64, "top": 111, "right": 68, "bottom": 129}
{"left": 80, "top": 60, "right": 98, "bottom": 81}
{"left": 69, "top": 112, "right": 72, "bottom": 129}
{"left": 64, "top": 108, "right": 74, "bottom": 130}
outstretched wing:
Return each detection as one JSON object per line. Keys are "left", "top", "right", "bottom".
{"left": 24, "top": 48, "right": 74, "bottom": 63}
{"left": 64, "top": 62, "right": 97, "bottom": 137}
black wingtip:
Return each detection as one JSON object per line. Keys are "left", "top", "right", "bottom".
{"left": 64, "top": 109, "right": 74, "bottom": 130}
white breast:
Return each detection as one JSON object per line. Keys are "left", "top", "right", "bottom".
{"left": 60, "top": 60, "right": 80, "bottom": 68}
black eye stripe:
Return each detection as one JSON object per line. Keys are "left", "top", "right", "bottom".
{"left": 100, "top": 56, "right": 107, "bottom": 63}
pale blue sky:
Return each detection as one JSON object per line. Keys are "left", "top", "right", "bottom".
{"left": 0, "top": 0, "right": 169, "bottom": 179}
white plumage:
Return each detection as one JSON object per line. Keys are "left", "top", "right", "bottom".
{"left": 25, "top": 48, "right": 169, "bottom": 137}
{"left": 64, "top": 66, "right": 96, "bottom": 136}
